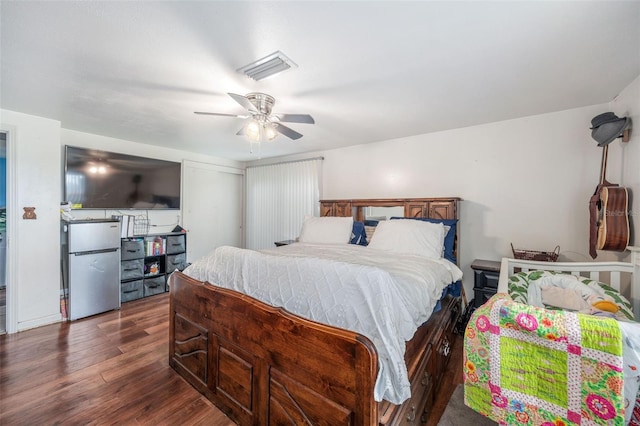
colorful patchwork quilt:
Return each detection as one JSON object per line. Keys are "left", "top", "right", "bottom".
{"left": 464, "top": 292, "right": 640, "bottom": 425}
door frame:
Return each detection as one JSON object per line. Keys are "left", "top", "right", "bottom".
{"left": 1, "top": 126, "right": 17, "bottom": 333}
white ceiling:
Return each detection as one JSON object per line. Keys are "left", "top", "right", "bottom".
{"left": 1, "top": 1, "right": 639, "bottom": 162}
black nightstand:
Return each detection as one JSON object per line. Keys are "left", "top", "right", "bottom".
{"left": 274, "top": 239, "right": 296, "bottom": 247}
{"left": 471, "top": 259, "right": 501, "bottom": 308}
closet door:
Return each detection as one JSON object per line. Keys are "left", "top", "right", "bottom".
{"left": 182, "top": 161, "right": 244, "bottom": 262}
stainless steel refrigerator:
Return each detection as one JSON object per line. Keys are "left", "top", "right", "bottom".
{"left": 61, "top": 219, "right": 121, "bottom": 320}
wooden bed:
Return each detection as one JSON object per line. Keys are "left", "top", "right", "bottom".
{"left": 169, "top": 197, "right": 462, "bottom": 425}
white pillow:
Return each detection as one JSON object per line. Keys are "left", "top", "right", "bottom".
{"left": 367, "top": 219, "right": 445, "bottom": 259}
{"left": 298, "top": 216, "right": 354, "bottom": 244}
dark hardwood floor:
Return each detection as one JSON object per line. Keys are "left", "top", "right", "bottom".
{"left": 0, "top": 292, "right": 463, "bottom": 425}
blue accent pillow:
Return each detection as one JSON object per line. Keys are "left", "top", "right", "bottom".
{"left": 390, "top": 217, "right": 458, "bottom": 263}
{"left": 350, "top": 221, "right": 368, "bottom": 246}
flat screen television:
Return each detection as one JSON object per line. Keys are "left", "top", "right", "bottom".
{"left": 64, "top": 146, "right": 181, "bottom": 210}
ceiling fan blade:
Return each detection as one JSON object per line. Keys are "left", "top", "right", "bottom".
{"left": 194, "top": 111, "right": 249, "bottom": 118}
{"left": 275, "top": 123, "right": 303, "bottom": 140}
{"left": 228, "top": 92, "right": 258, "bottom": 113}
{"left": 236, "top": 126, "right": 246, "bottom": 136}
{"left": 275, "top": 114, "right": 315, "bottom": 124}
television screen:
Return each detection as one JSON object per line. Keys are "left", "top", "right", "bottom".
{"left": 64, "top": 146, "right": 181, "bottom": 210}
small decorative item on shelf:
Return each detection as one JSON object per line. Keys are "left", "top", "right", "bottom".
{"left": 511, "top": 243, "right": 560, "bottom": 262}
{"left": 153, "top": 236, "right": 163, "bottom": 255}
{"left": 145, "top": 262, "right": 160, "bottom": 276}
{"left": 172, "top": 225, "right": 186, "bottom": 233}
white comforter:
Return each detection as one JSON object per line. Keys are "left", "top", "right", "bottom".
{"left": 182, "top": 243, "right": 463, "bottom": 404}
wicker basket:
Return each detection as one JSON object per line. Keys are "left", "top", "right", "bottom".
{"left": 511, "top": 243, "right": 560, "bottom": 262}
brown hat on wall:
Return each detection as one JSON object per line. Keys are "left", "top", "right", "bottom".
{"left": 590, "top": 112, "right": 632, "bottom": 146}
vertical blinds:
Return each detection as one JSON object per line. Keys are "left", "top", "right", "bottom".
{"left": 245, "top": 158, "right": 322, "bottom": 250}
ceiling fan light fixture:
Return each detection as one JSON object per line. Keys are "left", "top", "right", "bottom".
{"left": 246, "top": 120, "right": 261, "bottom": 142}
{"left": 237, "top": 51, "right": 297, "bottom": 81}
{"left": 196, "top": 92, "right": 312, "bottom": 147}
{"left": 265, "top": 123, "right": 278, "bottom": 141}
{"left": 245, "top": 119, "right": 278, "bottom": 143}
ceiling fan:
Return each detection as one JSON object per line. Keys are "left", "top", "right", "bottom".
{"left": 195, "top": 92, "right": 315, "bottom": 142}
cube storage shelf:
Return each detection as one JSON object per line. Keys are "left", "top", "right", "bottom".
{"left": 120, "top": 232, "right": 187, "bottom": 303}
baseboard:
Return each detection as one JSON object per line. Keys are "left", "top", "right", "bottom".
{"left": 17, "top": 313, "right": 62, "bottom": 332}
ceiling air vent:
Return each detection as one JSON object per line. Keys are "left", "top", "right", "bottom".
{"left": 237, "top": 51, "right": 297, "bottom": 81}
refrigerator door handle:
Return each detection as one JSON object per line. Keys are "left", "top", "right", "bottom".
{"left": 72, "top": 248, "right": 119, "bottom": 256}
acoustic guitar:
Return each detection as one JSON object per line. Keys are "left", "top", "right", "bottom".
{"left": 589, "top": 144, "right": 630, "bottom": 258}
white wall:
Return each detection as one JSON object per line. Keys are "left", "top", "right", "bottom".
{"left": 0, "top": 111, "right": 245, "bottom": 332}
{"left": 1, "top": 110, "right": 62, "bottom": 331}
{"left": 611, "top": 75, "right": 640, "bottom": 247}
{"left": 286, "top": 103, "right": 622, "bottom": 300}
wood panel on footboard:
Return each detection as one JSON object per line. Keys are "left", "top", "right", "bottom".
{"left": 169, "top": 272, "right": 461, "bottom": 425}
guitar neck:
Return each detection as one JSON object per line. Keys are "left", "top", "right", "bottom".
{"left": 599, "top": 144, "right": 609, "bottom": 185}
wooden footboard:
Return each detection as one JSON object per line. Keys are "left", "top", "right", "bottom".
{"left": 169, "top": 271, "right": 461, "bottom": 425}
{"left": 169, "top": 271, "right": 378, "bottom": 425}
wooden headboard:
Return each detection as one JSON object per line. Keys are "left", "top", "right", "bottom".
{"left": 319, "top": 197, "right": 461, "bottom": 261}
